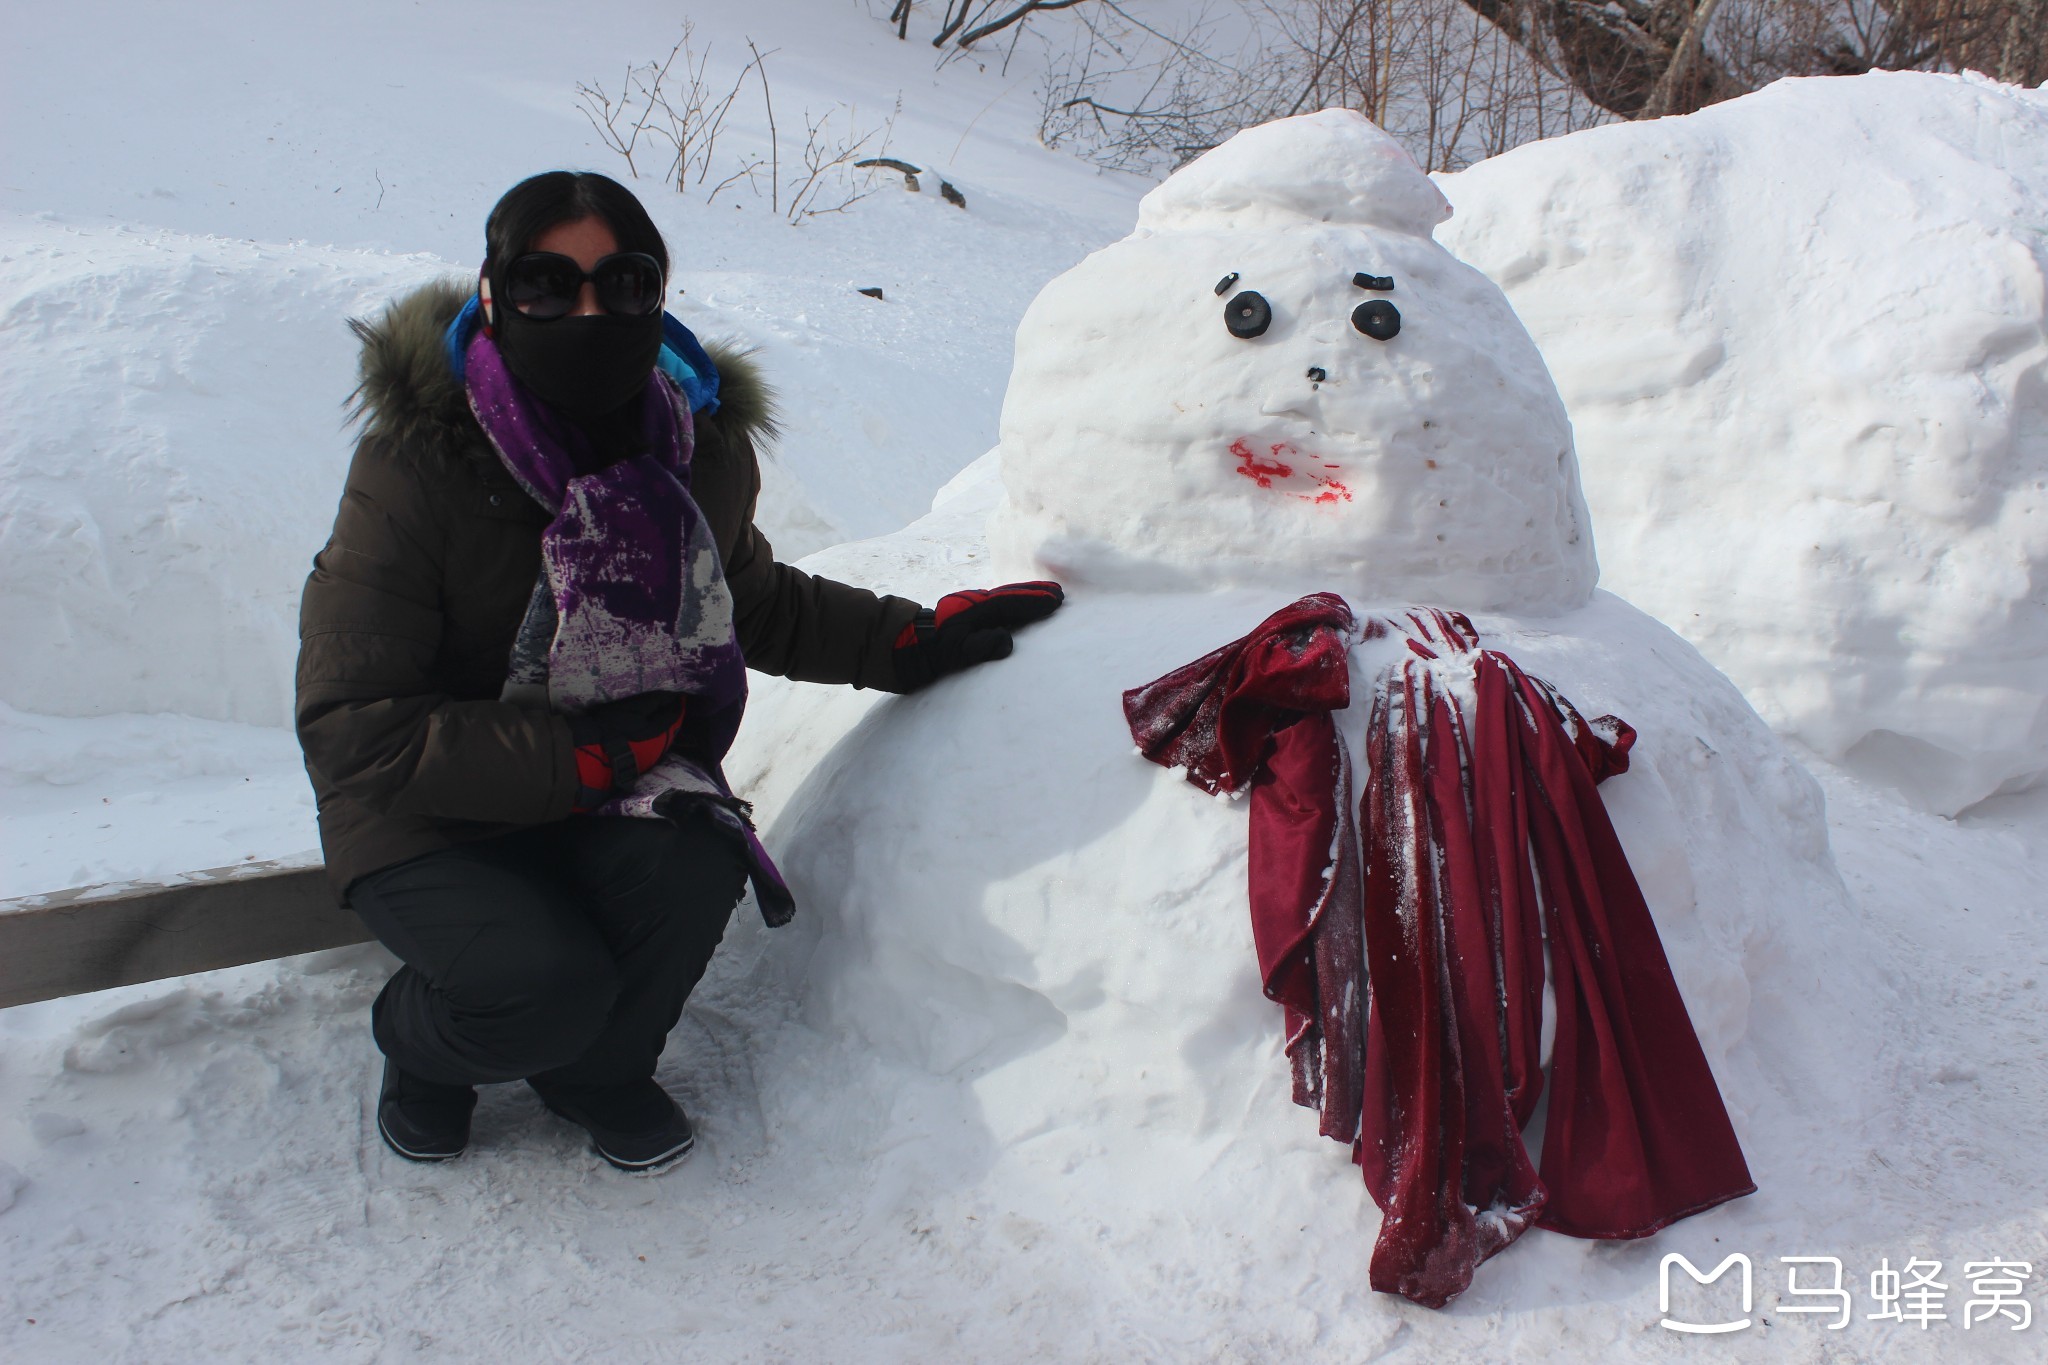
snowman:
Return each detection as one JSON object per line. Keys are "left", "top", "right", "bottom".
{"left": 725, "top": 111, "right": 1863, "bottom": 1312}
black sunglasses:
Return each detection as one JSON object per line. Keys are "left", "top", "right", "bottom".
{"left": 503, "top": 251, "right": 665, "bottom": 320}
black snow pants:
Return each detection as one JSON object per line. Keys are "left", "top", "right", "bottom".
{"left": 347, "top": 814, "right": 748, "bottom": 1097}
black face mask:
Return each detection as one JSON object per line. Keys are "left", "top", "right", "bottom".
{"left": 496, "top": 309, "right": 664, "bottom": 420}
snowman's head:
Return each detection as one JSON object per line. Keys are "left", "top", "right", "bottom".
{"left": 989, "top": 110, "right": 1596, "bottom": 613}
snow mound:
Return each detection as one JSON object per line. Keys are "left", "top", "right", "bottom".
{"left": 988, "top": 110, "right": 1596, "bottom": 611}
{"left": 1436, "top": 73, "right": 2048, "bottom": 815}
{"left": 0, "top": 219, "right": 446, "bottom": 725}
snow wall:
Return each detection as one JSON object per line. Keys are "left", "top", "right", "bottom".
{"left": 1437, "top": 72, "right": 2048, "bottom": 815}
{"left": 0, "top": 223, "right": 443, "bottom": 727}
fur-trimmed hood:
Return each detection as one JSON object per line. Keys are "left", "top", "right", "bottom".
{"left": 346, "top": 277, "right": 778, "bottom": 461}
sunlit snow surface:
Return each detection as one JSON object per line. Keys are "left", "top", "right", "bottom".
{"left": 2, "top": 0, "right": 2046, "bottom": 1357}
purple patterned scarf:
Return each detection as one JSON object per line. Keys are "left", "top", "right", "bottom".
{"left": 464, "top": 333, "right": 793, "bottom": 925}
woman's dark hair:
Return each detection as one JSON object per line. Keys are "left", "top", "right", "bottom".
{"left": 483, "top": 171, "right": 669, "bottom": 279}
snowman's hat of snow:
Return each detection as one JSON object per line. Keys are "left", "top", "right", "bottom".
{"left": 1136, "top": 109, "right": 1453, "bottom": 238}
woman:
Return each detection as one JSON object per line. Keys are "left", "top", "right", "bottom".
{"left": 296, "top": 171, "right": 1061, "bottom": 1171}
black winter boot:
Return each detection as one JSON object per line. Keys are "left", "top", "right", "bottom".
{"left": 376, "top": 1057, "right": 477, "bottom": 1161}
{"left": 533, "top": 1078, "right": 695, "bottom": 1172}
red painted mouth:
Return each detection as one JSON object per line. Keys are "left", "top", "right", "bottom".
{"left": 1229, "top": 438, "right": 1353, "bottom": 505}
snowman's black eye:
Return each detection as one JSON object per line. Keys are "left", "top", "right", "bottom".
{"left": 1224, "top": 291, "right": 1272, "bottom": 339}
{"left": 1352, "top": 299, "right": 1400, "bottom": 341}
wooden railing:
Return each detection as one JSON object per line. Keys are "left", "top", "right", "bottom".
{"left": 0, "top": 856, "right": 368, "bottom": 1009}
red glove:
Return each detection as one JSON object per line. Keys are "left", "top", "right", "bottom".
{"left": 569, "top": 693, "right": 686, "bottom": 812}
{"left": 892, "top": 582, "right": 1065, "bottom": 692}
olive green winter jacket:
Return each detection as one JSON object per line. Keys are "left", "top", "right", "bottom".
{"left": 296, "top": 280, "right": 920, "bottom": 900}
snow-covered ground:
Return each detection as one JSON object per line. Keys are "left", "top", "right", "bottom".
{"left": 3, "top": 2, "right": 2045, "bottom": 1360}
{"left": 4, "top": 737, "right": 2041, "bottom": 1362}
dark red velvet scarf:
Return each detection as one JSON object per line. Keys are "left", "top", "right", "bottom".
{"left": 1124, "top": 595, "right": 1753, "bottom": 1308}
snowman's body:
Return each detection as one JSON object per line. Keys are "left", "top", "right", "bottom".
{"left": 725, "top": 112, "right": 1863, "bottom": 1305}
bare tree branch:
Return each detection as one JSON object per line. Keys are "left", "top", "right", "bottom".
{"left": 961, "top": 0, "right": 1092, "bottom": 48}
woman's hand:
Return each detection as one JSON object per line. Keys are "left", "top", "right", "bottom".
{"left": 570, "top": 693, "right": 687, "bottom": 811}
{"left": 890, "top": 582, "right": 1066, "bottom": 692}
